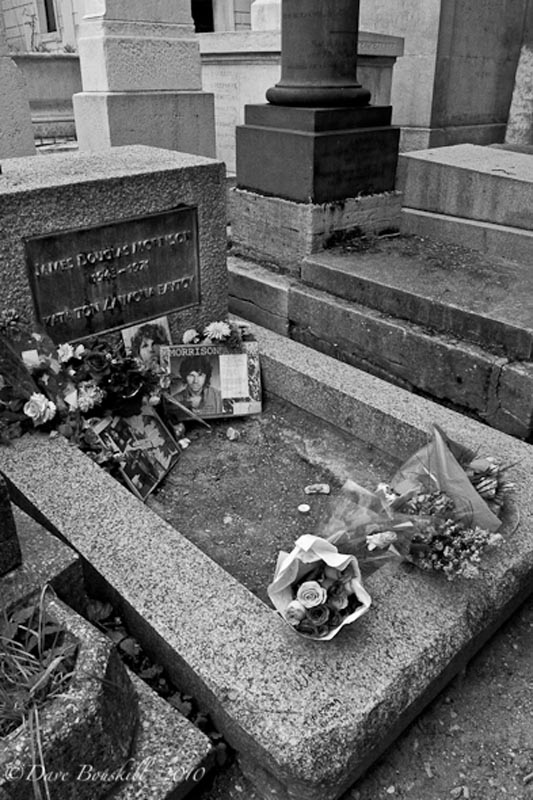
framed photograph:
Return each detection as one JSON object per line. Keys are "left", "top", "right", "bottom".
{"left": 160, "top": 340, "right": 262, "bottom": 421}
{"left": 121, "top": 316, "right": 172, "bottom": 368}
{"left": 90, "top": 405, "right": 180, "bottom": 501}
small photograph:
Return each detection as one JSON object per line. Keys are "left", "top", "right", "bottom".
{"left": 160, "top": 342, "right": 262, "bottom": 421}
{"left": 91, "top": 405, "right": 180, "bottom": 501}
{"left": 169, "top": 352, "right": 223, "bottom": 416}
{"left": 121, "top": 317, "right": 172, "bottom": 368}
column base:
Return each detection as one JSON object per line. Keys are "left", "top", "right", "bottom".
{"left": 230, "top": 186, "right": 403, "bottom": 271}
{"left": 265, "top": 83, "right": 371, "bottom": 107}
{"left": 236, "top": 104, "right": 399, "bottom": 203}
{"left": 73, "top": 92, "right": 216, "bottom": 158}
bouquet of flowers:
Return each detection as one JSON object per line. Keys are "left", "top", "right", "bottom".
{"left": 321, "top": 426, "right": 514, "bottom": 580}
{"left": 268, "top": 534, "right": 371, "bottom": 640}
{"left": 0, "top": 330, "right": 166, "bottom": 458}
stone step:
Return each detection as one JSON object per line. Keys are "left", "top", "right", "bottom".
{"left": 300, "top": 246, "right": 533, "bottom": 361}
{"left": 397, "top": 143, "right": 533, "bottom": 231}
{"left": 228, "top": 251, "right": 533, "bottom": 439}
{"left": 112, "top": 671, "right": 215, "bottom": 800}
{"left": 400, "top": 207, "right": 533, "bottom": 265}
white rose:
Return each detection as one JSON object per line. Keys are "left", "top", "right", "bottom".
{"left": 296, "top": 580, "right": 327, "bottom": 609}
{"left": 284, "top": 600, "right": 306, "bottom": 626}
{"left": 24, "top": 393, "right": 56, "bottom": 426}
{"left": 57, "top": 343, "right": 74, "bottom": 363}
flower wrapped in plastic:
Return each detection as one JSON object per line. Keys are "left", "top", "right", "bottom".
{"left": 320, "top": 426, "right": 513, "bottom": 580}
{"left": 268, "top": 534, "right": 371, "bottom": 640}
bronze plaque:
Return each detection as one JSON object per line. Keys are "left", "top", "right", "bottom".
{"left": 25, "top": 206, "right": 200, "bottom": 343}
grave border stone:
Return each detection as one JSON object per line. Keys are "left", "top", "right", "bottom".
{"left": 1, "top": 324, "right": 532, "bottom": 800}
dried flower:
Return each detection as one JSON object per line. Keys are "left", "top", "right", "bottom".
{"left": 203, "top": 321, "right": 231, "bottom": 342}
{"left": 23, "top": 393, "right": 56, "bottom": 426}
{"left": 182, "top": 328, "right": 201, "bottom": 344}
{"left": 57, "top": 343, "right": 75, "bottom": 363}
{"left": 77, "top": 382, "right": 105, "bottom": 413}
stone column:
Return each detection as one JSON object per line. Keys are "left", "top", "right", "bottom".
{"left": 0, "top": 474, "right": 22, "bottom": 577}
{"left": 266, "top": 0, "right": 370, "bottom": 107}
{"left": 0, "top": 11, "right": 35, "bottom": 159}
{"left": 73, "top": 0, "right": 216, "bottom": 157}
{"left": 234, "top": 0, "right": 400, "bottom": 233}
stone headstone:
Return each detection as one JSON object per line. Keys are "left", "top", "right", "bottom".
{"left": 251, "top": 0, "right": 281, "bottom": 30}
{"left": 0, "top": 473, "right": 22, "bottom": 576}
{"left": 0, "top": 145, "right": 227, "bottom": 342}
{"left": 73, "top": 0, "right": 216, "bottom": 157}
{"left": 0, "top": 11, "right": 35, "bottom": 158}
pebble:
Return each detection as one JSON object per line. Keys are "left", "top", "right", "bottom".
{"left": 298, "top": 503, "right": 311, "bottom": 514}
{"left": 304, "top": 483, "right": 330, "bottom": 495}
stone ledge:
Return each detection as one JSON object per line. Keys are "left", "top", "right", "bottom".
{"left": 114, "top": 671, "right": 215, "bottom": 800}
{"left": 401, "top": 207, "right": 533, "bottom": 266}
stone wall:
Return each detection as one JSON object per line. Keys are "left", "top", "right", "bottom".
{"left": 359, "top": 0, "right": 528, "bottom": 150}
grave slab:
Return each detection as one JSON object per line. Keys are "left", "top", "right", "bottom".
{"left": 0, "top": 326, "right": 532, "bottom": 800}
{"left": 397, "top": 144, "right": 533, "bottom": 230}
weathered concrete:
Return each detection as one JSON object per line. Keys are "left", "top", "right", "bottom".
{"left": 13, "top": 54, "right": 81, "bottom": 139}
{"left": 0, "top": 11, "right": 35, "bottom": 158}
{"left": 360, "top": 0, "right": 527, "bottom": 151}
{"left": 251, "top": 0, "right": 281, "bottom": 30}
{"left": 228, "top": 256, "right": 291, "bottom": 336}
{"left": 74, "top": 0, "right": 215, "bottom": 156}
{"left": 228, "top": 251, "right": 533, "bottom": 438}
{"left": 289, "top": 282, "right": 506, "bottom": 419}
{"left": 300, "top": 249, "right": 533, "bottom": 361}
{"left": 400, "top": 207, "right": 533, "bottom": 265}
{"left": 114, "top": 671, "right": 215, "bottom": 800}
{"left": 1, "top": 326, "right": 532, "bottom": 800}
{"left": 230, "top": 188, "right": 402, "bottom": 267}
{"left": 0, "top": 504, "right": 85, "bottom": 614}
{"left": 397, "top": 144, "right": 533, "bottom": 230}
{"left": 0, "top": 592, "right": 138, "bottom": 800}
{"left": 0, "top": 146, "right": 227, "bottom": 342}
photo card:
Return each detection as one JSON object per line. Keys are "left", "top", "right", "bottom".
{"left": 90, "top": 404, "right": 180, "bottom": 501}
{"left": 159, "top": 340, "right": 262, "bottom": 421}
{"left": 120, "top": 316, "right": 172, "bottom": 367}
